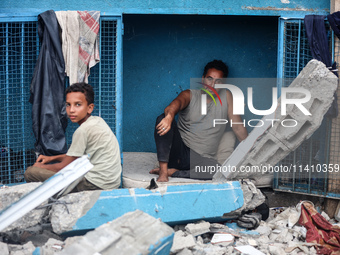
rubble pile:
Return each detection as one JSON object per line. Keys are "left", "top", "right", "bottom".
{"left": 1, "top": 204, "right": 338, "bottom": 254}
{"left": 169, "top": 205, "right": 331, "bottom": 255}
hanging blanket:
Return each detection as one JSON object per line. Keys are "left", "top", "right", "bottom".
{"left": 298, "top": 201, "right": 340, "bottom": 255}
{"left": 77, "top": 11, "right": 100, "bottom": 83}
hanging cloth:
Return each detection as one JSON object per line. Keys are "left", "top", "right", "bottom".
{"left": 29, "top": 10, "right": 68, "bottom": 156}
{"left": 304, "top": 15, "right": 338, "bottom": 118}
{"left": 327, "top": 11, "right": 340, "bottom": 40}
{"left": 56, "top": 11, "right": 79, "bottom": 85}
{"left": 77, "top": 11, "right": 100, "bottom": 83}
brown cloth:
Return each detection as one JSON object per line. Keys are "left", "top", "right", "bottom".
{"left": 298, "top": 202, "right": 340, "bottom": 255}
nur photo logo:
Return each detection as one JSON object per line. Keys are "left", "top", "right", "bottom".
{"left": 200, "top": 83, "right": 312, "bottom": 128}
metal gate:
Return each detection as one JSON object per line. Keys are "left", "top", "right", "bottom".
{"left": 273, "top": 18, "right": 340, "bottom": 198}
{"left": 0, "top": 15, "right": 122, "bottom": 185}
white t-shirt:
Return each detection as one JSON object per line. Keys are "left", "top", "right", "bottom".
{"left": 67, "top": 116, "right": 121, "bottom": 190}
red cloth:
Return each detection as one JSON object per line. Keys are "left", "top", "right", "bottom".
{"left": 298, "top": 202, "right": 340, "bottom": 254}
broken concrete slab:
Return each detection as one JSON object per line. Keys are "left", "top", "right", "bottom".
{"left": 0, "top": 183, "right": 46, "bottom": 232}
{"left": 51, "top": 182, "right": 245, "bottom": 234}
{"left": 57, "top": 210, "right": 174, "bottom": 255}
{"left": 213, "top": 59, "right": 338, "bottom": 187}
{"left": 50, "top": 190, "right": 101, "bottom": 234}
{"left": 0, "top": 156, "right": 93, "bottom": 232}
{"left": 222, "top": 180, "right": 265, "bottom": 218}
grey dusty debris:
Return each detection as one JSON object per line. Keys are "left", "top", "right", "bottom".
{"left": 269, "top": 245, "right": 286, "bottom": 255}
{"left": 177, "top": 248, "right": 193, "bottom": 255}
{"left": 40, "top": 238, "right": 64, "bottom": 255}
{"left": 8, "top": 241, "right": 35, "bottom": 255}
{"left": 50, "top": 190, "right": 101, "bottom": 234}
{"left": 0, "top": 183, "right": 47, "bottom": 232}
{"left": 222, "top": 180, "right": 266, "bottom": 218}
{"left": 255, "top": 222, "right": 272, "bottom": 236}
{"left": 185, "top": 221, "right": 210, "bottom": 236}
{"left": 57, "top": 210, "right": 174, "bottom": 255}
{"left": 0, "top": 204, "right": 334, "bottom": 255}
{"left": 169, "top": 204, "right": 332, "bottom": 255}
{"left": 171, "top": 230, "right": 196, "bottom": 253}
{"left": 0, "top": 241, "right": 9, "bottom": 255}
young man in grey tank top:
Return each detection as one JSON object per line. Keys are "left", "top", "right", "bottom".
{"left": 150, "top": 60, "right": 248, "bottom": 182}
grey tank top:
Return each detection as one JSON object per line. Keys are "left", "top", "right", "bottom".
{"left": 177, "top": 89, "right": 228, "bottom": 158}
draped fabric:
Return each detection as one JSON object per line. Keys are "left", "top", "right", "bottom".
{"left": 304, "top": 15, "right": 338, "bottom": 118}
{"left": 299, "top": 202, "right": 340, "bottom": 255}
{"left": 29, "top": 10, "right": 68, "bottom": 156}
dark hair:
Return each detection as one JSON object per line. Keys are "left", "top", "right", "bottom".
{"left": 202, "top": 60, "right": 229, "bottom": 78}
{"left": 66, "top": 82, "right": 94, "bottom": 105}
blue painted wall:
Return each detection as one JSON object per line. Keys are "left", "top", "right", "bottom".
{"left": 123, "top": 15, "right": 279, "bottom": 152}
{"left": 0, "top": 0, "right": 329, "bottom": 17}
{"left": 0, "top": 0, "right": 330, "bottom": 153}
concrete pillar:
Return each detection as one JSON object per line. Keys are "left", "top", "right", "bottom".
{"left": 326, "top": 0, "right": 340, "bottom": 218}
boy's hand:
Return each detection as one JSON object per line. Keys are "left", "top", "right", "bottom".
{"left": 33, "top": 161, "right": 44, "bottom": 168}
{"left": 36, "top": 155, "right": 51, "bottom": 164}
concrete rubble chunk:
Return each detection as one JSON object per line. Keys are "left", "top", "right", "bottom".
{"left": 8, "top": 241, "right": 35, "bottom": 255}
{"left": 40, "top": 238, "right": 64, "bottom": 255}
{"left": 57, "top": 210, "right": 174, "bottom": 255}
{"left": 50, "top": 190, "right": 101, "bottom": 234}
{"left": 171, "top": 230, "right": 196, "bottom": 253}
{"left": 192, "top": 244, "right": 227, "bottom": 255}
{"left": 255, "top": 223, "right": 271, "bottom": 237}
{"left": 222, "top": 180, "right": 265, "bottom": 218}
{"left": 0, "top": 183, "right": 47, "bottom": 232}
{"left": 185, "top": 221, "right": 210, "bottom": 236}
{"left": 213, "top": 59, "right": 338, "bottom": 186}
{"left": 177, "top": 248, "right": 194, "bottom": 255}
{"left": 0, "top": 241, "right": 9, "bottom": 255}
{"left": 269, "top": 245, "right": 286, "bottom": 255}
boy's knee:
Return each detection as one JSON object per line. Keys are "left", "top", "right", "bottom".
{"left": 24, "top": 166, "right": 54, "bottom": 183}
{"left": 24, "top": 166, "right": 34, "bottom": 182}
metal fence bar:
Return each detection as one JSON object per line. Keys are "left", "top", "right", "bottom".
{"left": 21, "top": 22, "right": 26, "bottom": 173}
{"left": 98, "top": 18, "right": 102, "bottom": 117}
{"left": 296, "top": 20, "right": 301, "bottom": 77}
{"left": 5, "top": 23, "right": 11, "bottom": 182}
{"left": 115, "top": 16, "right": 123, "bottom": 153}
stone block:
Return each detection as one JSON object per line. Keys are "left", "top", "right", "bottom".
{"left": 57, "top": 210, "right": 174, "bottom": 255}
{"left": 50, "top": 190, "right": 101, "bottom": 234}
{"left": 171, "top": 230, "right": 196, "bottom": 253}
{"left": 214, "top": 60, "right": 338, "bottom": 187}
{"left": 185, "top": 221, "right": 210, "bottom": 236}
